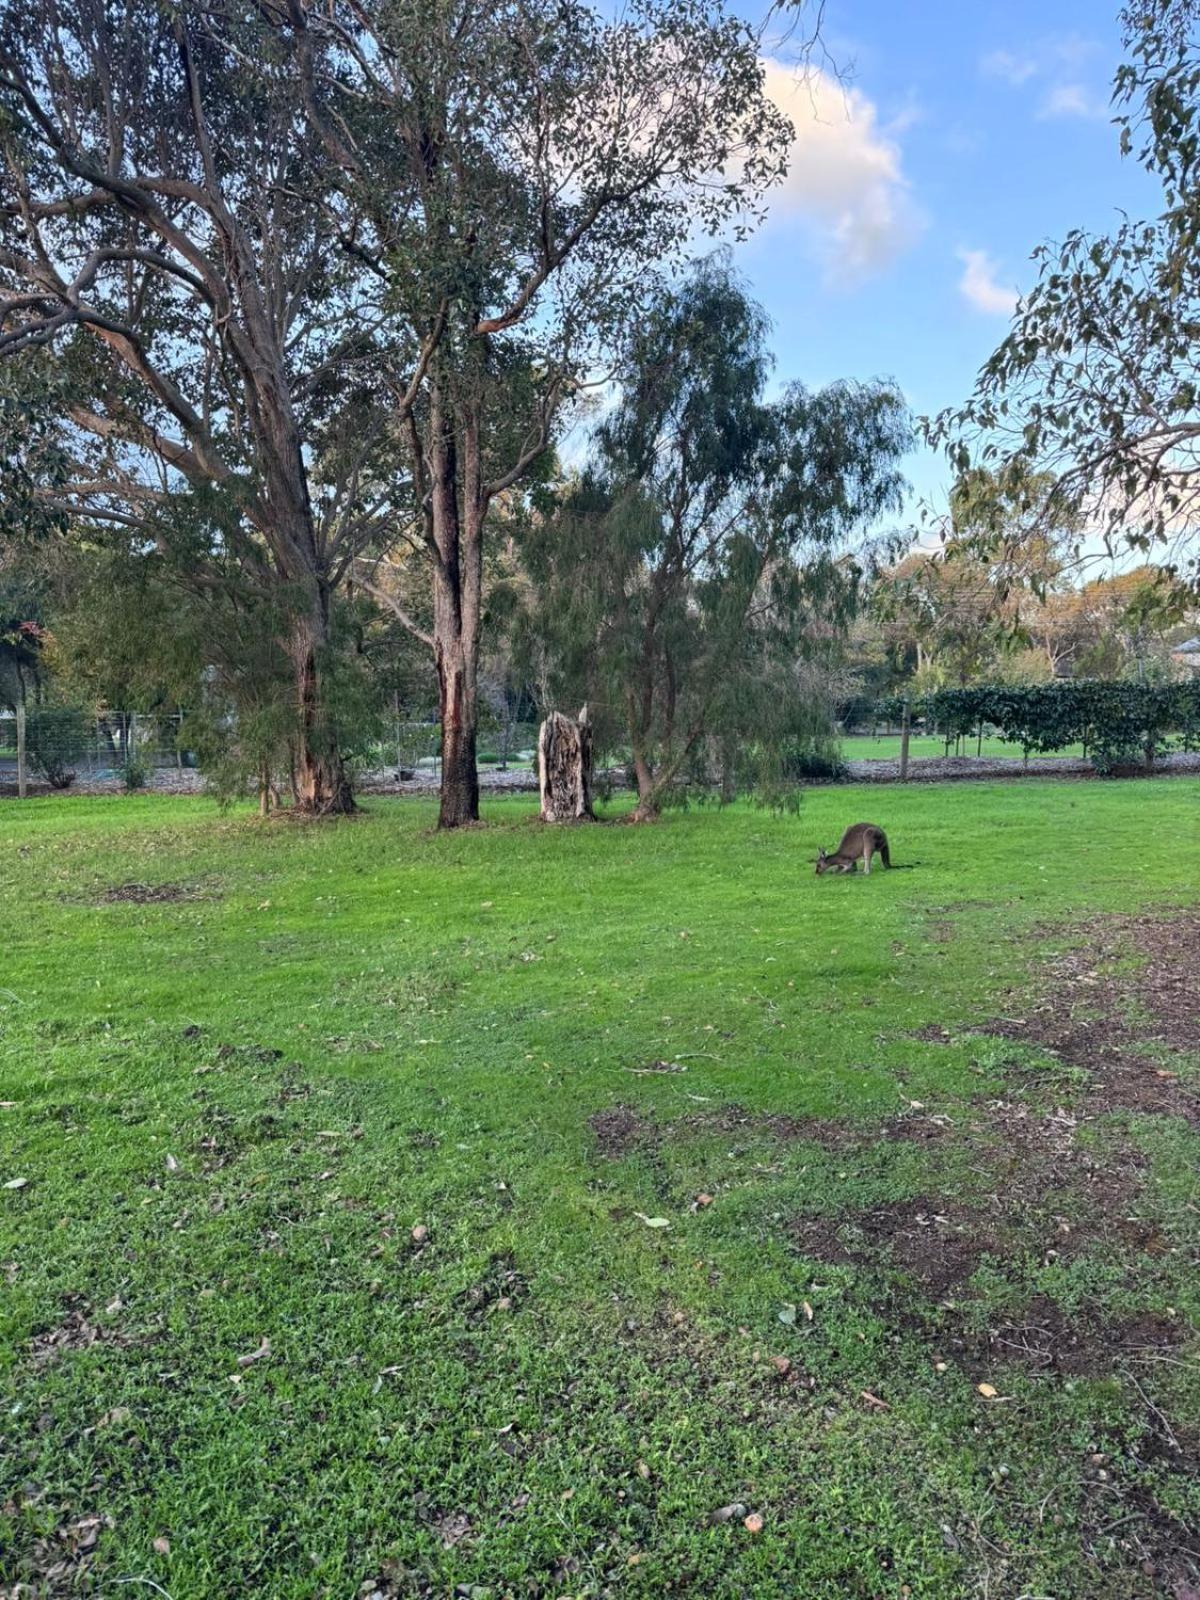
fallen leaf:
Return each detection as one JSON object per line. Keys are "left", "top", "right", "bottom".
{"left": 637, "top": 1460, "right": 651, "bottom": 1480}
{"left": 152, "top": 1536, "right": 171, "bottom": 1555}
{"left": 976, "top": 1382, "right": 999, "bottom": 1399}
{"left": 802, "top": 1300, "right": 814, "bottom": 1321}
{"left": 4, "top": 1177, "right": 29, "bottom": 1189}
{"left": 860, "top": 1390, "right": 889, "bottom": 1410}
{"left": 634, "top": 1213, "right": 670, "bottom": 1229}
{"left": 97, "top": 1407, "right": 132, "bottom": 1428}
{"left": 743, "top": 1513, "right": 764, "bottom": 1534}
{"left": 411, "top": 1224, "right": 429, "bottom": 1243}
{"left": 236, "top": 1336, "right": 271, "bottom": 1367}
{"left": 165, "top": 1154, "right": 179, "bottom": 1172}
{"left": 778, "top": 1303, "right": 797, "bottom": 1326}
{"left": 695, "top": 1193, "right": 713, "bottom": 1208}
{"left": 771, "top": 1356, "right": 791, "bottom": 1376}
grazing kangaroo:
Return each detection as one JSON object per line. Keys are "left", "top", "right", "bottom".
{"left": 815, "top": 822, "right": 891, "bottom": 876}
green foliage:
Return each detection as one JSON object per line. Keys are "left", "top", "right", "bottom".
{"left": 873, "top": 680, "right": 1200, "bottom": 770}
{"left": 518, "top": 257, "right": 910, "bottom": 811}
{"left": 931, "top": 4, "right": 1200, "bottom": 597}
{"left": 24, "top": 704, "right": 88, "bottom": 788}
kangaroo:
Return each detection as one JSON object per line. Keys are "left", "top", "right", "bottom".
{"left": 815, "top": 822, "right": 891, "bottom": 876}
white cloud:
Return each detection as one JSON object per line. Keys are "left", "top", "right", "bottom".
{"left": 957, "top": 249, "right": 1018, "bottom": 316}
{"left": 980, "top": 35, "right": 1108, "bottom": 124}
{"left": 981, "top": 50, "right": 1038, "bottom": 87}
{"left": 1037, "top": 82, "right": 1108, "bottom": 120}
{"left": 761, "top": 62, "right": 922, "bottom": 282}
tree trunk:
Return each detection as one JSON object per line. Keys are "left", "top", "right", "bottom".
{"left": 289, "top": 595, "right": 355, "bottom": 816}
{"left": 630, "top": 736, "right": 658, "bottom": 821}
{"left": 429, "top": 390, "right": 484, "bottom": 830}
{"left": 433, "top": 567, "right": 480, "bottom": 829}
{"left": 719, "top": 736, "right": 736, "bottom": 805}
{"left": 538, "top": 706, "right": 594, "bottom": 822}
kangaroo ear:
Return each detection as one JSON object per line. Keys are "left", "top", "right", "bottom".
{"left": 817, "top": 847, "right": 826, "bottom": 860}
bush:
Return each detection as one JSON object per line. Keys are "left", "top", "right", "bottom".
{"left": 872, "top": 681, "right": 1200, "bottom": 772}
{"left": 782, "top": 744, "right": 848, "bottom": 782}
{"left": 26, "top": 705, "right": 89, "bottom": 789}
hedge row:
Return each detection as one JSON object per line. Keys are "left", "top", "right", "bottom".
{"left": 860, "top": 681, "right": 1200, "bottom": 772}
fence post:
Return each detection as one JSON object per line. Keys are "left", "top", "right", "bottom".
{"left": 15, "top": 675, "right": 27, "bottom": 799}
{"left": 899, "top": 694, "right": 911, "bottom": 782}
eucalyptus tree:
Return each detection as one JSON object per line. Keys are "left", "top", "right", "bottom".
{"left": 931, "top": 0, "right": 1200, "bottom": 601}
{"left": 518, "top": 260, "right": 911, "bottom": 818}
{"left": 0, "top": 0, "right": 400, "bottom": 812}
{"left": 278, "top": 0, "right": 794, "bottom": 826}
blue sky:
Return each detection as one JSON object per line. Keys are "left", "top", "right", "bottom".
{"left": 728, "top": 0, "right": 1158, "bottom": 518}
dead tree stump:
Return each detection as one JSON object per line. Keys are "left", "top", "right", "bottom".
{"left": 538, "top": 705, "right": 595, "bottom": 822}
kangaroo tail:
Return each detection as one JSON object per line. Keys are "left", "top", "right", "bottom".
{"left": 881, "top": 840, "right": 892, "bottom": 868}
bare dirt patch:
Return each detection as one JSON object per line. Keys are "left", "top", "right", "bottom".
{"left": 588, "top": 1100, "right": 856, "bottom": 1159}
{"left": 942, "top": 1295, "right": 1188, "bottom": 1382}
{"left": 984, "top": 913, "right": 1200, "bottom": 1125}
{"left": 27, "top": 1297, "right": 143, "bottom": 1367}
{"left": 28, "top": 1307, "right": 107, "bottom": 1365}
{"left": 589, "top": 1105, "right": 651, "bottom": 1159}
{"left": 791, "top": 1198, "right": 1002, "bottom": 1299}
{"left": 98, "top": 880, "right": 197, "bottom": 904}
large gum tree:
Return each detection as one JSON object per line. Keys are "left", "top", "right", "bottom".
{"left": 0, "top": 1, "right": 395, "bottom": 812}
{"left": 279, "top": 0, "right": 794, "bottom": 827}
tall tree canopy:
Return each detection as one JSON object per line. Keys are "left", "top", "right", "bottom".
{"left": 519, "top": 259, "right": 910, "bottom": 817}
{"left": 276, "top": 0, "right": 794, "bottom": 825}
{"left": 931, "top": 0, "right": 1200, "bottom": 601}
{"left": 0, "top": 0, "right": 402, "bottom": 810}
{"left": 1, "top": 0, "right": 797, "bottom": 823}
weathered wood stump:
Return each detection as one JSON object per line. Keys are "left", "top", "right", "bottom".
{"left": 538, "top": 705, "right": 595, "bottom": 822}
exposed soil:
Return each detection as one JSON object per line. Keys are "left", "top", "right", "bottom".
{"left": 589, "top": 1105, "right": 651, "bottom": 1159}
{"left": 588, "top": 1099, "right": 859, "bottom": 1160}
{"left": 26, "top": 1297, "right": 142, "bottom": 1367}
{"left": 27, "top": 1307, "right": 107, "bottom": 1365}
{"left": 98, "top": 880, "right": 196, "bottom": 904}
{"left": 983, "top": 913, "right": 1200, "bottom": 1126}
{"left": 940, "top": 1295, "right": 1187, "bottom": 1383}
{"left": 791, "top": 1197, "right": 1002, "bottom": 1300}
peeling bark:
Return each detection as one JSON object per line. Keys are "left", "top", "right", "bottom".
{"left": 538, "top": 706, "right": 594, "bottom": 822}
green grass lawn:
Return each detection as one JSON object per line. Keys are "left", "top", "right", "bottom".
{"left": 2, "top": 782, "right": 1198, "bottom": 1599}
{"left": 843, "top": 733, "right": 1087, "bottom": 761}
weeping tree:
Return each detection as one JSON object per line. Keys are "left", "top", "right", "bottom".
{"left": 930, "top": 0, "right": 1200, "bottom": 601}
{"left": 518, "top": 259, "right": 911, "bottom": 818}
{"left": 276, "top": 0, "right": 794, "bottom": 827}
{"left": 0, "top": 1, "right": 400, "bottom": 812}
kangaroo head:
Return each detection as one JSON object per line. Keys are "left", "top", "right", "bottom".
{"left": 815, "top": 847, "right": 828, "bottom": 876}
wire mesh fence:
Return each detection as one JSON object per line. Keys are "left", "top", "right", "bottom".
{"left": 0, "top": 710, "right": 545, "bottom": 788}
{"left": 376, "top": 719, "right": 541, "bottom": 779}
{"left": 0, "top": 709, "right": 193, "bottom": 785}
